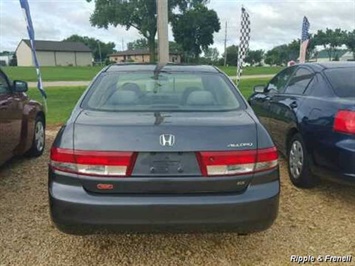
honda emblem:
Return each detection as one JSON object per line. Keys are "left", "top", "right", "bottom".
{"left": 159, "top": 134, "right": 175, "bottom": 147}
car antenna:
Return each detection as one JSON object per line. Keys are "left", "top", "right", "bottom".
{"left": 153, "top": 62, "right": 167, "bottom": 93}
{"left": 153, "top": 62, "right": 166, "bottom": 79}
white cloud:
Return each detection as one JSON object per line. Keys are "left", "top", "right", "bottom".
{"left": 0, "top": 0, "right": 354, "bottom": 54}
{"left": 209, "top": 0, "right": 355, "bottom": 52}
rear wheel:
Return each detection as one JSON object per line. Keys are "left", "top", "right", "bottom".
{"left": 27, "top": 116, "right": 45, "bottom": 157}
{"left": 287, "top": 133, "right": 318, "bottom": 188}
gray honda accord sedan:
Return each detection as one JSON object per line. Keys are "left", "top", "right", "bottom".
{"left": 49, "top": 64, "right": 279, "bottom": 235}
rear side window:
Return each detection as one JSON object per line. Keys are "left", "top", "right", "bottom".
{"left": 284, "top": 68, "right": 314, "bottom": 95}
{"left": 324, "top": 67, "right": 355, "bottom": 98}
{"left": 82, "top": 71, "right": 242, "bottom": 112}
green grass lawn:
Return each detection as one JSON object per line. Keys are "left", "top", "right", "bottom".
{"left": 3, "top": 66, "right": 104, "bottom": 82}
{"left": 28, "top": 86, "right": 87, "bottom": 125}
{"left": 5, "top": 65, "right": 281, "bottom": 82}
{"left": 28, "top": 77, "right": 270, "bottom": 126}
{"left": 236, "top": 77, "right": 270, "bottom": 98}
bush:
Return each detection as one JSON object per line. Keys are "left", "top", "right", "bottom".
{"left": 9, "top": 55, "right": 17, "bottom": 66}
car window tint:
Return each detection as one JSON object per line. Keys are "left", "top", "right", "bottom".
{"left": 306, "top": 73, "right": 332, "bottom": 97}
{"left": 267, "top": 67, "right": 295, "bottom": 93}
{"left": 284, "top": 68, "right": 314, "bottom": 95}
{"left": 0, "top": 73, "right": 10, "bottom": 94}
{"left": 83, "top": 72, "right": 242, "bottom": 112}
{"left": 324, "top": 67, "right": 355, "bottom": 98}
{"left": 303, "top": 75, "right": 316, "bottom": 96}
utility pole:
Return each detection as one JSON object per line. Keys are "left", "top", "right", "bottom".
{"left": 223, "top": 21, "right": 227, "bottom": 66}
{"left": 122, "top": 38, "right": 124, "bottom": 51}
{"left": 97, "top": 41, "right": 102, "bottom": 66}
{"left": 157, "top": 0, "right": 169, "bottom": 64}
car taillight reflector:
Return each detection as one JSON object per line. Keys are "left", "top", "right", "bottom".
{"left": 50, "top": 147, "right": 137, "bottom": 177}
{"left": 334, "top": 110, "right": 355, "bottom": 134}
{"left": 197, "top": 147, "right": 278, "bottom": 176}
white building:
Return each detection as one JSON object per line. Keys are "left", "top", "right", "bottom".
{"left": 0, "top": 53, "right": 13, "bottom": 66}
{"left": 16, "top": 39, "right": 92, "bottom": 66}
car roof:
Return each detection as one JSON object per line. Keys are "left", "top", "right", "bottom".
{"left": 299, "top": 61, "right": 355, "bottom": 71}
{"left": 105, "top": 63, "right": 220, "bottom": 73}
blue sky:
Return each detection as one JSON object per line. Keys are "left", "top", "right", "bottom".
{"left": 0, "top": 0, "right": 354, "bottom": 54}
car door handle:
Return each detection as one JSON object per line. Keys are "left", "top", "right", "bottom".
{"left": 290, "top": 101, "right": 298, "bottom": 109}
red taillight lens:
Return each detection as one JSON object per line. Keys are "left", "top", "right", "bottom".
{"left": 254, "top": 147, "right": 279, "bottom": 172}
{"left": 197, "top": 147, "right": 278, "bottom": 176}
{"left": 50, "top": 147, "right": 137, "bottom": 177}
{"left": 334, "top": 110, "right": 355, "bottom": 134}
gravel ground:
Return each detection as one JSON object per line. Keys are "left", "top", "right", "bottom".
{"left": 0, "top": 129, "right": 354, "bottom": 266}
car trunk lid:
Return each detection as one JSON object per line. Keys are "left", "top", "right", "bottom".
{"left": 71, "top": 110, "right": 260, "bottom": 194}
{"left": 73, "top": 110, "right": 257, "bottom": 152}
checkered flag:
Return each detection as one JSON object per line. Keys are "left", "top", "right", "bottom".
{"left": 236, "top": 7, "right": 251, "bottom": 86}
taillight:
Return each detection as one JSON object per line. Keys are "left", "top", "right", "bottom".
{"left": 197, "top": 147, "right": 278, "bottom": 176}
{"left": 334, "top": 110, "right": 355, "bottom": 134}
{"left": 50, "top": 147, "right": 137, "bottom": 177}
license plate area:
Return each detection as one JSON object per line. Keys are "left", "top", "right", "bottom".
{"left": 132, "top": 152, "right": 201, "bottom": 176}
{"left": 151, "top": 153, "right": 182, "bottom": 174}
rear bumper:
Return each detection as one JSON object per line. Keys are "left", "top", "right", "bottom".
{"left": 49, "top": 172, "right": 280, "bottom": 234}
{"left": 311, "top": 138, "right": 355, "bottom": 185}
{"left": 312, "top": 165, "right": 355, "bottom": 185}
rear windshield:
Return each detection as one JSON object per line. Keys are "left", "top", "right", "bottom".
{"left": 82, "top": 71, "right": 243, "bottom": 112}
{"left": 324, "top": 67, "right": 355, "bottom": 98}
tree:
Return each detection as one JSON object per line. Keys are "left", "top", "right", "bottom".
{"left": 222, "top": 45, "right": 238, "bottom": 66}
{"left": 0, "top": 51, "right": 11, "bottom": 56}
{"left": 344, "top": 30, "right": 355, "bottom": 60}
{"left": 264, "top": 37, "right": 317, "bottom": 65}
{"left": 306, "top": 34, "right": 317, "bottom": 60}
{"left": 127, "top": 38, "right": 149, "bottom": 50}
{"left": 86, "top": 0, "right": 207, "bottom": 62}
{"left": 328, "top": 28, "right": 346, "bottom": 59}
{"left": 169, "top": 41, "right": 183, "bottom": 53}
{"left": 264, "top": 53, "right": 274, "bottom": 66}
{"left": 172, "top": 4, "right": 220, "bottom": 60}
{"left": 264, "top": 45, "right": 289, "bottom": 66}
{"left": 9, "top": 54, "right": 17, "bottom": 66}
{"left": 127, "top": 39, "right": 183, "bottom": 54}
{"left": 203, "top": 47, "right": 219, "bottom": 63}
{"left": 286, "top": 39, "right": 300, "bottom": 61}
{"left": 63, "top": 34, "right": 116, "bottom": 63}
{"left": 87, "top": 0, "right": 157, "bottom": 61}
{"left": 314, "top": 28, "right": 346, "bottom": 60}
{"left": 245, "top": 50, "right": 264, "bottom": 66}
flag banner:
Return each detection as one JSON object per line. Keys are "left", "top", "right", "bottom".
{"left": 19, "top": 0, "right": 47, "bottom": 100}
{"left": 236, "top": 7, "right": 251, "bottom": 86}
{"left": 299, "top": 16, "right": 310, "bottom": 64}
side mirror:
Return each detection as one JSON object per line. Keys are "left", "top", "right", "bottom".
{"left": 13, "top": 80, "right": 28, "bottom": 92}
{"left": 253, "top": 85, "right": 265, "bottom": 93}
{"left": 265, "top": 87, "right": 278, "bottom": 94}
{"left": 264, "top": 84, "right": 278, "bottom": 94}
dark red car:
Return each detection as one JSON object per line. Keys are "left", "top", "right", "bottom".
{"left": 0, "top": 68, "right": 45, "bottom": 165}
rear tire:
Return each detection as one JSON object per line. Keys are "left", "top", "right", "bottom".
{"left": 26, "top": 116, "right": 45, "bottom": 157}
{"left": 287, "top": 133, "right": 318, "bottom": 188}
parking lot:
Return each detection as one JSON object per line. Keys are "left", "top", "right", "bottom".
{"left": 0, "top": 129, "right": 354, "bottom": 266}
